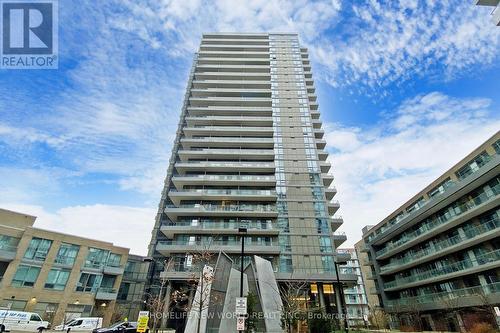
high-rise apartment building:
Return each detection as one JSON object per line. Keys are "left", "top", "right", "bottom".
{"left": 356, "top": 132, "right": 500, "bottom": 332}
{"left": 147, "top": 33, "right": 356, "bottom": 330}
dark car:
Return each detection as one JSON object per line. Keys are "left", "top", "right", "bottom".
{"left": 92, "top": 321, "right": 146, "bottom": 333}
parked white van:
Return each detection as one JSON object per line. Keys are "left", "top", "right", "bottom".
{"left": 0, "top": 310, "right": 50, "bottom": 332}
{"left": 53, "top": 318, "right": 103, "bottom": 332}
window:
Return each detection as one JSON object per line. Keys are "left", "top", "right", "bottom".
{"left": 45, "top": 268, "right": 70, "bottom": 290}
{"left": 30, "top": 314, "right": 42, "bottom": 321}
{"left": 84, "top": 248, "right": 109, "bottom": 269}
{"left": 32, "top": 302, "right": 58, "bottom": 320}
{"left": 55, "top": 243, "right": 79, "bottom": 266}
{"left": 455, "top": 151, "right": 490, "bottom": 180}
{"left": 493, "top": 139, "right": 500, "bottom": 154}
{"left": 0, "top": 235, "right": 19, "bottom": 251}
{"left": 11, "top": 265, "right": 40, "bottom": 287}
{"left": 117, "top": 283, "right": 130, "bottom": 300}
{"left": 107, "top": 253, "right": 122, "bottom": 267}
{"left": 24, "top": 238, "right": 52, "bottom": 261}
{"left": 0, "top": 299, "right": 26, "bottom": 311}
{"left": 76, "top": 273, "right": 102, "bottom": 292}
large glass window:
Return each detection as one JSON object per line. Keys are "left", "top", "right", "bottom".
{"left": 55, "top": 243, "right": 79, "bottom": 266}
{"left": 11, "top": 265, "right": 40, "bottom": 287}
{"left": 76, "top": 273, "right": 102, "bottom": 292}
{"left": 24, "top": 237, "right": 52, "bottom": 261}
{"left": 44, "top": 268, "right": 70, "bottom": 290}
{"left": 107, "top": 253, "right": 122, "bottom": 267}
{"left": 0, "top": 235, "right": 19, "bottom": 251}
{"left": 84, "top": 248, "right": 109, "bottom": 269}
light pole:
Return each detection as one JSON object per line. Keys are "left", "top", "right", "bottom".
{"left": 334, "top": 256, "right": 348, "bottom": 333}
{"left": 238, "top": 226, "right": 248, "bottom": 297}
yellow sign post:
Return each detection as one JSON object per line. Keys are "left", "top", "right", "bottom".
{"left": 136, "top": 311, "right": 149, "bottom": 333}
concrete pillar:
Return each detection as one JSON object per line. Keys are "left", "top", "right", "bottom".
{"left": 468, "top": 250, "right": 478, "bottom": 266}
{"left": 334, "top": 284, "right": 343, "bottom": 326}
{"left": 161, "top": 284, "right": 172, "bottom": 328}
{"left": 457, "top": 227, "right": 466, "bottom": 240}
{"left": 318, "top": 283, "right": 326, "bottom": 309}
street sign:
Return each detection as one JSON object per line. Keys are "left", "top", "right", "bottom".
{"left": 236, "top": 316, "right": 245, "bottom": 331}
{"left": 186, "top": 254, "right": 193, "bottom": 267}
{"left": 136, "top": 311, "right": 149, "bottom": 333}
{"left": 235, "top": 297, "right": 247, "bottom": 315}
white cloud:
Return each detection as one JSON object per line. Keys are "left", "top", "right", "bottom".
{"left": 0, "top": 203, "right": 155, "bottom": 255}
{"left": 326, "top": 92, "right": 500, "bottom": 247}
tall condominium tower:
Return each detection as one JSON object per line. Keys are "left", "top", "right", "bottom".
{"left": 147, "top": 33, "right": 356, "bottom": 330}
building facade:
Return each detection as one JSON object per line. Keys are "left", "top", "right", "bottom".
{"left": 475, "top": 0, "right": 500, "bottom": 26}
{"left": 338, "top": 249, "right": 370, "bottom": 328}
{"left": 356, "top": 132, "right": 500, "bottom": 331}
{"left": 116, "top": 254, "right": 149, "bottom": 321}
{"left": 146, "top": 33, "right": 356, "bottom": 330}
{"left": 0, "top": 208, "right": 134, "bottom": 327}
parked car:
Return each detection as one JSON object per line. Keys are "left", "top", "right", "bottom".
{"left": 0, "top": 310, "right": 50, "bottom": 332}
{"left": 53, "top": 318, "right": 103, "bottom": 332}
{"left": 92, "top": 322, "right": 147, "bottom": 333}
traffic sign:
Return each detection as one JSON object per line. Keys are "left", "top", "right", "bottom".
{"left": 236, "top": 316, "right": 245, "bottom": 331}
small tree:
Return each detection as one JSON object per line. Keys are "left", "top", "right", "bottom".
{"left": 368, "top": 306, "right": 389, "bottom": 331}
{"left": 277, "top": 281, "right": 310, "bottom": 333}
{"left": 144, "top": 258, "right": 174, "bottom": 333}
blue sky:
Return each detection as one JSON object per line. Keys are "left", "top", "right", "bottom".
{"left": 0, "top": 0, "right": 499, "bottom": 254}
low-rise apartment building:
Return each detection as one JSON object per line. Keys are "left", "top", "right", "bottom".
{"left": 0, "top": 208, "right": 142, "bottom": 327}
{"left": 356, "top": 132, "right": 500, "bottom": 331}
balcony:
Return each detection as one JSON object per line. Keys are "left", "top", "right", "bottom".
{"left": 316, "top": 139, "right": 326, "bottom": 149}
{"left": 180, "top": 137, "right": 274, "bottom": 148}
{"left": 325, "top": 187, "right": 337, "bottom": 200}
{"left": 0, "top": 245, "right": 17, "bottom": 262}
{"left": 383, "top": 249, "right": 500, "bottom": 291}
{"left": 328, "top": 200, "right": 340, "bottom": 215}
{"left": 333, "top": 232, "right": 347, "bottom": 247}
{"left": 175, "top": 161, "right": 275, "bottom": 174}
{"left": 185, "top": 115, "right": 273, "bottom": 126}
{"left": 380, "top": 216, "right": 500, "bottom": 275}
{"left": 164, "top": 203, "right": 277, "bottom": 220}
{"left": 320, "top": 161, "right": 331, "bottom": 173}
{"left": 95, "top": 288, "right": 118, "bottom": 300}
{"left": 322, "top": 174, "right": 334, "bottom": 187}
{"left": 183, "top": 126, "right": 273, "bottom": 137}
{"left": 177, "top": 148, "right": 274, "bottom": 161}
{"left": 331, "top": 216, "right": 343, "bottom": 232}
{"left": 318, "top": 150, "right": 328, "bottom": 161}
{"left": 160, "top": 221, "right": 279, "bottom": 238}
{"left": 103, "top": 264, "right": 125, "bottom": 275}
{"left": 172, "top": 175, "right": 276, "bottom": 189}
{"left": 376, "top": 180, "right": 500, "bottom": 259}
{"left": 168, "top": 189, "right": 276, "bottom": 205}
{"left": 156, "top": 240, "right": 280, "bottom": 256}
{"left": 371, "top": 153, "right": 499, "bottom": 248}
{"left": 314, "top": 129, "right": 324, "bottom": 139}
{"left": 385, "top": 282, "right": 500, "bottom": 312}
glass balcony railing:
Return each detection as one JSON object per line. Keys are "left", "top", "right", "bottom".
{"left": 386, "top": 282, "right": 500, "bottom": 308}
{"left": 370, "top": 153, "right": 497, "bottom": 244}
{"left": 157, "top": 239, "right": 275, "bottom": 247}
{"left": 165, "top": 203, "right": 276, "bottom": 212}
{"left": 176, "top": 161, "right": 274, "bottom": 168}
{"left": 383, "top": 249, "right": 500, "bottom": 289}
{"left": 174, "top": 174, "right": 274, "bottom": 181}
{"left": 376, "top": 183, "right": 499, "bottom": 257}
{"left": 169, "top": 188, "right": 276, "bottom": 196}
{"left": 381, "top": 216, "right": 500, "bottom": 272}
{"left": 164, "top": 221, "right": 275, "bottom": 230}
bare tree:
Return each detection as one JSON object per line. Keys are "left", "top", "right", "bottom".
{"left": 170, "top": 238, "right": 220, "bottom": 333}
{"left": 368, "top": 306, "right": 389, "bottom": 331}
{"left": 276, "top": 281, "right": 311, "bottom": 333}
{"left": 144, "top": 258, "right": 174, "bottom": 333}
